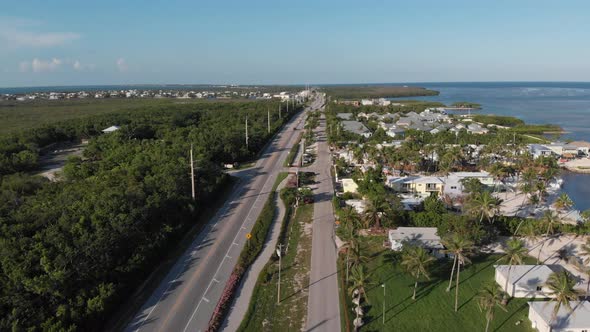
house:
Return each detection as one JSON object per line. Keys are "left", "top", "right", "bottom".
{"left": 528, "top": 301, "right": 590, "bottom": 332}
{"left": 494, "top": 265, "right": 556, "bottom": 298}
{"left": 102, "top": 125, "right": 121, "bottom": 133}
{"left": 344, "top": 199, "right": 366, "bottom": 214}
{"left": 388, "top": 227, "right": 445, "bottom": 257}
{"left": 467, "top": 123, "right": 489, "bottom": 134}
{"left": 337, "top": 113, "right": 354, "bottom": 120}
{"left": 387, "top": 176, "right": 444, "bottom": 195}
{"left": 529, "top": 144, "right": 554, "bottom": 159}
{"left": 443, "top": 171, "right": 496, "bottom": 197}
{"left": 360, "top": 99, "right": 373, "bottom": 106}
{"left": 341, "top": 121, "right": 372, "bottom": 138}
{"left": 386, "top": 127, "right": 406, "bottom": 138}
{"left": 341, "top": 178, "right": 359, "bottom": 194}
{"left": 569, "top": 141, "right": 590, "bottom": 155}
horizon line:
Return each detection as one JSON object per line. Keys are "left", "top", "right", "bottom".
{"left": 3, "top": 80, "right": 590, "bottom": 90}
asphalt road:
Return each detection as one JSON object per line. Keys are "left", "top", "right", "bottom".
{"left": 125, "top": 95, "right": 323, "bottom": 332}
{"left": 305, "top": 111, "right": 342, "bottom": 331}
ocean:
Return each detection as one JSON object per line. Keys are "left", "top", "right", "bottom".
{"left": 393, "top": 82, "right": 590, "bottom": 212}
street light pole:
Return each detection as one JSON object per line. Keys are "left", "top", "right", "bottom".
{"left": 276, "top": 244, "right": 283, "bottom": 304}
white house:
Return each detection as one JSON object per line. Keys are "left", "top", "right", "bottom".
{"left": 528, "top": 301, "right": 590, "bottom": 332}
{"left": 388, "top": 227, "right": 445, "bottom": 258}
{"left": 102, "top": 125, "right": 121, "bottom": 133}
{"left": 494, "top": 265, "right": 555, "bottom": 298}
{"left": 443, "top": 171, "right": 496, "bottom": 197}
{"left": 344, "top": 199, "right": 367, "bottom": 214}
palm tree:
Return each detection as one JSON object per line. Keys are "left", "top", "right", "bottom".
{"left": 464, "top": 191, "right": 502, "bottom": 224}
{"left": 442, "top": 234, "right": 475, "bottom": 296}
{"left": 579, "top": 238, "right": 590, "bottom": 265}
{"left": 554, "top": 193, "right": 574, "bottom": 212}
{"left": 477, "top": 284, "right": 507, "bottom": 332}
{"left": 537, "top": 210, "right": 561, "bottom": 263}
{"left": 497, "top": 238, "right": 528, "bottom": 303}
{"left": 401, "top": 246, "right": 435, "bottom": 300}
{"left": 348, "top": 265, "right": 372, "bottom": 304}
{"left": 572, "top": 259, "right": 590, "bottom": 299}
{"left": 545, "top": 270, "right": 583, "bottom": 321}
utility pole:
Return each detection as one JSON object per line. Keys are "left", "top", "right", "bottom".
{"left": 245, "top": 116, "right": 249, "bottom": 149}
{"left": 190, "top": 144, "right": 196, "bottom": 200}
{"left": 286, "top": 98, "right": 289, "bottom": 114}
{"left": 278, "top": 104, "right": 282, "bottom": 119}
{"left": 276, "top": 244, "right": 283, "bottom": 304}
{"left": 267, "top": 108, "right": 271, "bottom": 134}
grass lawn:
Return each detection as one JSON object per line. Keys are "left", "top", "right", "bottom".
{"left": 238, "top": 202, "right": 314, "bottom": 332}
{"left": 341, "top": 236, "right": 535, "bottom": 332}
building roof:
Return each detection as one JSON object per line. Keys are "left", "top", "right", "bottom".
{"left": 102, "top": 125, "right": 120, "bottom": 133}
{"left": 529, "top": 301, "right": 590, "bottom": 330}
{"left": 388, "top": 227, "right": 443, "bottom": 249}
{"left": 495, "top": 265, "right": 556, "bottom": 288}
{"left": 447, "top": 171, "right": 492, "bottom": 179}
{"left": 337, "top": 113, "right": 354, "bottom": 120}
{"left": 341, "top": 121, "right": 371, "bottom": 135}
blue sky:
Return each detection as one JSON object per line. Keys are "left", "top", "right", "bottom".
{"left": 1, "top": 0, "right": 590, "bottom": 87}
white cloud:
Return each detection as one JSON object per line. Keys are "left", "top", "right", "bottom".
{"left": 116, "top": 58, "right": 128, "bottom": 72}
{"left": 32, "top": 58, "right": 62, "bottom": 72}
{"left": 0, "top": 17, "right": 80, "bottom": 48}
{"left": 19, "top": 58, "right": 63, "bottom": 72}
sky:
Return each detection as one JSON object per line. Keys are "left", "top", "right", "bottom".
{"left": 1, "top": 0, "right": 590, "bottom": 87}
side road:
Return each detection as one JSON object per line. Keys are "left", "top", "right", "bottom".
{"left": 221, "top": 175, "right": 290, "bottom": 331}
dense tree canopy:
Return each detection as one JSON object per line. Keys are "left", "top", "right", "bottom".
{"left": 0, "top": 100, "right": 301, "bottom": 330}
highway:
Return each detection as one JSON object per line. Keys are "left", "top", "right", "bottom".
{"left": 125, "top": 94, "right": 323, "bottom": 332}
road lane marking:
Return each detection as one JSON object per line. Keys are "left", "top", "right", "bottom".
{"left": 202, "top": 297, "right": 210, "bottom": 303}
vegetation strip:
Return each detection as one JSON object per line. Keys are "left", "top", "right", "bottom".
{"left": 206, "top": 173, "right": 288, "bottom": 331}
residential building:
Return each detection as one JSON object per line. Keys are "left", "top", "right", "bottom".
{"left": 388, "top": 227, "right": 445, "bottom": 258}
{"left": 341, "top": 178, "right": 359, "bottom": 194}
{"left": 443, "top": 171, "right": 496, "bottom": 197}
{"left": 494, "top": 265, "right": 556, "bottom": 298}
{"left": 344, "top": 199, "right": 366, "bottom": 214}
{"left": 387, "top": 176, "right": 444, "bottom": 195}
{"left": 528, "top": 301, "right": 590, "bottom": 332}
{"left": 102, "top": 125, "right": 121, "bottom": 133}
{"left": 337, "top": 113, "right": 354, "bottom": 120}
{"left": 341, "top": 121, "right": 372, "bottom": 138}
{"left": 529, "top": 144, "right": 554, "bottom": 159}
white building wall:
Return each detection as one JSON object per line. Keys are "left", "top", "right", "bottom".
{"left": 528, "top": 306, "right": 550, "bottom": 332}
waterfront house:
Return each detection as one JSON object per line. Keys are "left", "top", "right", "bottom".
{"left": 467, "top": 123, "right": 489, "bottom": 134}
{"left": 494, "top": 265, "right": 556, "bottom": 298}
{"left": 388, "top": 227, "right": 445, "bottom": 257}
{"left": 529, "top": 144, "right": 553, "bottom": 159}
{"left": 528, "top": 301, "right": 590, "bottom": 332}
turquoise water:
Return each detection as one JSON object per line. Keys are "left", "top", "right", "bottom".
{"left": 393, "top": 82, "right": 590, "bottom": 212}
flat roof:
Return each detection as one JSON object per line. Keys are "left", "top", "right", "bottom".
{"left": 529, "top": 301, "right": 590, "bottom": 329}
{"left": 388, "top": 227, "right": 443, "bottom": 249}
{"left": 495, "top": 265, "right": 555, "bottom": 287}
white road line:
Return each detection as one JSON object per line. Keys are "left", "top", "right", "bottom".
{"left": 202, "top": 297, "right": 210, "bottom": 303}
{"left": 131, "top": 172, "right": 253, "bottom": 332}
